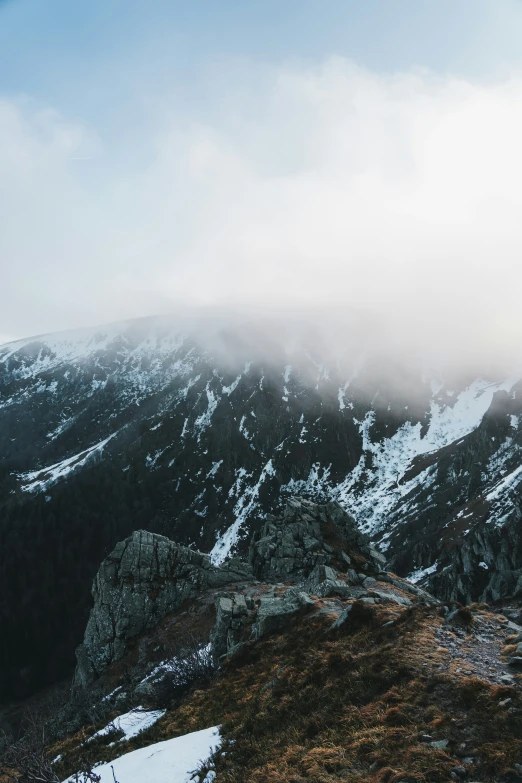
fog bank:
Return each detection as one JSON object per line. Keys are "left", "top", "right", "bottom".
{"left": 2, "top": 59, "right": 522, "bottom": 375}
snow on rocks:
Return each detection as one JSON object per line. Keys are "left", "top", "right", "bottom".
{"left": 87, "top": 707, "right": 166, "bottom": 744}
{"left": 408, "top": 562, "right": 439, "bottom": 584}
{"left": 63, "top": 725, "right": 221, "bottom": 783}
{"left": 20, "top": 433, "right": 117, "bottom": 493}
{"left": 337, "top": 379, "right": 517, "bottom": 535}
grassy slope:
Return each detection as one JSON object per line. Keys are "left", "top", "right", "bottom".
{"left": 52, "top": 600, "right": 522, "bottom": 783}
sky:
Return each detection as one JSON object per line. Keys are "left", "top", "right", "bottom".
{"left": 2, "top": 0, "right": 522, "bottom": 367}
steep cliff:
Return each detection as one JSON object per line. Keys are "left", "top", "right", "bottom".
{"left": 74, "top": 530, "right": 252, "bottom": 686}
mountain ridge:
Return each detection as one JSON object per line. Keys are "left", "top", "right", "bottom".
{"left": 1, "top": 316, "right": 521, "bottom": 699}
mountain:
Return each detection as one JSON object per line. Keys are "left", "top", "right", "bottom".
{"left": 3, "top": 497, "right": 522, "bottom": 783}
{"left": 1, "top": 315, "right": 522, "bottom": 699}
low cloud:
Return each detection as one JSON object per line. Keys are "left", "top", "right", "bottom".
{"left": 2, "top": 59, "right": 522, "bottom": 375}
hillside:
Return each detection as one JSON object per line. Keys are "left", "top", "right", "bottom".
{"left": 1, "top": 317, "right": 522, "bottom": 699}
{"left": 1, "top": 498, "right": 521, "bottom": 783}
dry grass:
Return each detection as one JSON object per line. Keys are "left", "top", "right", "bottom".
{"left": 50, "top": 602, "right": 522, "bottom": 783}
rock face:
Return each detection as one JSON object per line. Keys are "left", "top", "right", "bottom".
{"left": 74, "top": 497, "right": 440, "bottom": 686}
{"left": 249, "top": 497, "right": 386, "bottom": 581}
{"left": 424, "top": 522, "right": 522, "bottom": 604}
{"left": 74, "top": 530, "right": 252, "bottom": 686}
{"left": 210, "top": 513, "right": 438, "bottom": 663}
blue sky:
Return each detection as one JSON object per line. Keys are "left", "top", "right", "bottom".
{"left": 2, "top": 0, "right": 522, "bottom": 354}
{"left": 2, "top": 0, "right": 522, "bottom": 148}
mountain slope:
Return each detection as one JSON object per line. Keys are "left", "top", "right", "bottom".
{"left": 1, "top": 316, "right": 521, "bottom": 698}
{"left": 11, "top": 497, "right": 522, "bottom": 783}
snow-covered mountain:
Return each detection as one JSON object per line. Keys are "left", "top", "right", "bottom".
{"left": 1, "top": 315, "right": 521, "bottom": 698}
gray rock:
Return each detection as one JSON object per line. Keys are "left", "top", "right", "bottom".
{"left": 508, "top": 656, "right": 522, "bottom": 667}
{"left": 330, "top": 605, "right": 353, "bottom": 631}
{"left": 134, "top": 680, "right": 156, "bottom": 700}
{"left": 209, "top": 592, "right": 257, "bottom": 662}
{"left": 343, "top": 586, "right": 370, "bottom": 599}
{"left": 74, "top": 530, "right": 252, "bottom": 686}
{"left": 446, "top": 608, "right": 460, "bottom": 623}
{"left": 366, "top": 588, "right": 413, "bottom": 607}
{"left": 114, "top": 691, "right": 128, "bottom": 708}
{"left": 431, "top": 739, "right": 449, "bottom": 749}
{"left": 304, "top": 564, "right": 353, "bottom": 598}
{"left": 252, "top": 590, "right": 315, "bottom": 639}
{"left": 378, "top": 573, "right": 440, "bottom": 604}
{"left": 249, "top": 498, "right": 384, "bottom": 580}
{"left": 369, "top": 548, "right": 387, "bottom": 567}
{"left": 451, "top": 766, "right": 467, "bottom": 778}
{"left": 309, "top": 579, "right": 349, "bottom": 598}
{"left": 425, "top": 528, "right": 522, "bottom": 605}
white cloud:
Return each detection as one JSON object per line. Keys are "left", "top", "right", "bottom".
{"left": 2, "top": 59, "right": 522, "bottom": 371}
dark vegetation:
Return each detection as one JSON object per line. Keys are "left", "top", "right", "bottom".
{"left": 0, "top": 629, "right": 215, "bottom": 781}
{"left": 0, "top": 684, "right": 123, "bottom": 783}
{"left": 0, "top": 460, "right": 166, "bottom": 702}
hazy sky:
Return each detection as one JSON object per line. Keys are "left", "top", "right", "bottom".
{"left": 2, "top": 0, "right": 522, "bottom": 359}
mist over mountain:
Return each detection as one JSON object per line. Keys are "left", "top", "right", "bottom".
{"left": 1, "top": 313, "right": 521, "bottom": 701}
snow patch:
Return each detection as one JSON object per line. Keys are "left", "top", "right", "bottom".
{"left": 63, "top": 725, "right": 221, "bottom": 783}
{"left": 239, "top": 415, "right": 251, "bottom": 440}
{"left": 194, "top": 383, "right": 219, "bottom": 438}
{"left": 337, "top": 378, "right": 517, "bottom": 534}
{"left": 206, "top": 461, "right": 223, "bottom": 479}
{"left": 87, "top": 708, "right": 166, "bottom": 744}
{"left": 20, "top": 433, "right": 117, "bottom": 493}
{"left": 407, "top": 561, "right": 438, "bottom": 584}
{"left": 222, "top": 374, "right": 241, "bottom": 396}
{"left": 486, "top": 463, "right": 522, "bottom": 502}
{"left": 211, "top": 459, "right": 277, "bottom": 563}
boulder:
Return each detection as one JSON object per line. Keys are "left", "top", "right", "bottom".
{"left": 304, "top": 564, "right": 353, "bottom": 598}
{"left": 249, "top": 497, "right": 384, "bottom": 580}
{"left": 330, "top": 605, "right": 353, "bottom": 631}
{"left": 210, "top": 594, "right": 254, "bottom": 662}
{"left": 74, "top": 530, "right": 252, "bottom": 686}
{"left": 252, "top": 590, "right": 315, "bottom": 639}
{"left": 366, "top": 588, "right": 413, "bottom": 607}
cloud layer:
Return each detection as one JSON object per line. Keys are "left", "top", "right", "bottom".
{"left": 2, "top": 58, "right": 522, "bottom": 372}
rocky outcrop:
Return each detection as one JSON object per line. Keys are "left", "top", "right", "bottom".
{"left": 422, "top": 522, "right": 522, "bottom": 604}
{"left": 75, "top": 497, "right": 431, "bottom": 685}
{"left": 74, "top": 530, "right": 252, "bottom": 686}
{"left": 210, "top": 593, "right": 255, "bottom": 662}
{"left": 209, "top": 589, "right": 315, "bottom": 662}
{"left": 253, "top": 590, "right": 316, "bottom": 639}
{"left": 206, "top": 500, "right": 440, "bottom": 663}
{"left": 209, "top": 571, "right": 440, "bottom": 663}
{"left": 249, "top": 497, "right": 385, "bottom": 581}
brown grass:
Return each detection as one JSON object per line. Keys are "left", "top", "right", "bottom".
{"left": 51, "top": 603, "right": 522, "bottom": 783}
